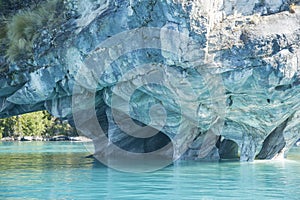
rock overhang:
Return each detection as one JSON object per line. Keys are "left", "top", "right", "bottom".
{"left": 0, "top": 0, "right": 299, "bottom": 164}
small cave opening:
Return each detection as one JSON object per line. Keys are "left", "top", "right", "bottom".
{"left": 216, "top": 137, "right": 239, "bottom": 160}
{"left": 93, "top": 105, "right": 175, "bottom": 160}
{"left": 105, "top": 114, "right": 174, "bottom": 155}
{"left": 113, "top": 130, "right": 173, "bottom": 154}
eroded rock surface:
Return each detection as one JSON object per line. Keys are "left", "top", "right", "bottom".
{"left": 0, "top": 0, "right": 300, "bottom": 162}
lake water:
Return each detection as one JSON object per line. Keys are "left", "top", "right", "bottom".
{"left": 0, "top": 141, "right": 300, "bottom": 200}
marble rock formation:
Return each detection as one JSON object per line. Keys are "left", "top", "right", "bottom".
{"left": 0, "top": 0, "right": 300, "bottom": 162}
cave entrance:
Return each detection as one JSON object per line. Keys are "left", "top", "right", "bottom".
{"left": 217, "top": 138, "right": 239, "bottom": 160}
{"left": 113, "top": 130, "right": 173, "bottom": 154}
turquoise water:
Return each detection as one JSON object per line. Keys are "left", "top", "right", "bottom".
{"left": 1, "top": 142, "right": 300, "bottom": 200}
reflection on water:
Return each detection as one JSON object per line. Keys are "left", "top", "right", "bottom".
{"left": 0, "top": 142, "right": 300, "bottom": 199}
{"left": 0, "top": 142, "right": 95, "bottom": 170}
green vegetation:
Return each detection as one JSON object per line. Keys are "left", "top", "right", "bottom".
{"left": 0, "top": 111, "right": 75, "bottom": 139}
{"left": 0, "top": 0, "right": 67, "bottom": 62}
{"left": 0, "top": 0, "right": 46, "bottom": 48}
{"left": 5, "top": 0, "right": 61, "bottom": 61}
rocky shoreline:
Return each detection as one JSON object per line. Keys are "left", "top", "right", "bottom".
{"left": 1, "top": 136, "right": 92, "bottom": 142}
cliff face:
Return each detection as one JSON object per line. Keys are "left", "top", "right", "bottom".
{"left": 1, "top": 0, "right": 300, "bottom": 165}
